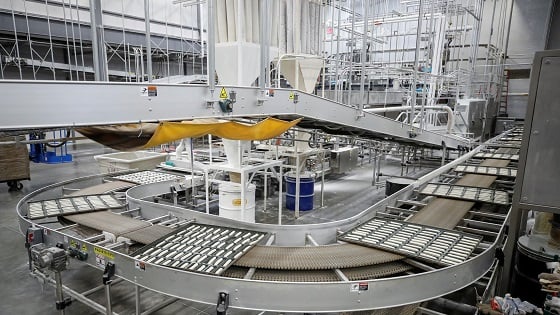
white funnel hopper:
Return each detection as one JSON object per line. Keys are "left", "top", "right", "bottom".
{"left": 278, "top": 55, "right": 323, "bottom": 93}
{"left": 295, "top": 131, "right": 311, "bottom": 153}
{"left": 222, "top": 139, "right": 251, "bottom": 168}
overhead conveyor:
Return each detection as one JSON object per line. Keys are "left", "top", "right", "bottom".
{"left": 0, "top": 81, "right": 470, "bottom": 149}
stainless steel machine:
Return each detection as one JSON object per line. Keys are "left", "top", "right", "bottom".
{"left": 503, "top": 50, "right": 560, "bottom": 304}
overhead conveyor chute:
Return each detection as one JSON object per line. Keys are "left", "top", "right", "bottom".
{"left": 77, "top": 117, "right": 302, "bottom": 151}
{"left": 0, "top": 81, "right": 470, "bottom": 149}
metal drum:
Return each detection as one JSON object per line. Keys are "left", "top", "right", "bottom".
{"left": 285, "top": 173, "right": 315, "bottom": 211}
{"left": 218, "top": 183, "right": 256, "bottom": 223}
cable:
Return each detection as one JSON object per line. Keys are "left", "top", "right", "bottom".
{"left": 45, "top": 129, "right": 71, "bottom": 148}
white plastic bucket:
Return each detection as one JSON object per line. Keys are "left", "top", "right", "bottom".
{"left": 219, "top": 183, "right": 256, "bottom": 223}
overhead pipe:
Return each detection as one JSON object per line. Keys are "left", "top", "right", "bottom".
{"left": 363, "top": 105, "right": 455, "bottom": 134}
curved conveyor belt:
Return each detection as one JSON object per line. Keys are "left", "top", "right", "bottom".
{"left": 16, "top": 129, "right": 520, "bottom": 312}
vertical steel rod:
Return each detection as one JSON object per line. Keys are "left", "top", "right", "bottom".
{"left": 359, "top": 0, "right": 369, "bottom": 117}
{"left": 144, "top": 0, "right": 152, "bottom": 82}
{"left": 55, "top": 271, "right": 65, "bottom": 315}
{"left": 410, "top": 0, "right": 424, "bottom": 130}
{"left": 207, "top": 0, "right": 216, "bottom": 93}
{"left": 135, "top": 282, "right": 140, "bottom": 315}
{"left": 104, "top": 283, "right": 112, "bottom": 315}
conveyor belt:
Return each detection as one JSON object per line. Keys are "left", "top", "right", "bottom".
{"left": 253, "top": 269, "right": 340, "bottom": 282}
{"left": 69, "top": 180, "right": 135, "bottom": 196}
{"left": 419, "top": 183, "right": 510, "bottom": 205}
{"left": 133, "top": 223, "right": 266, "bottom": 275}
{"left": 485, "top": 142, "right": 521, "bottom": 149}
{"left": 222, "top": 262, "right": 412, "bottom": 282}
{"left": 112, "top": 171, "right": 183, "bottom": 185}
{"left": 64, "top": 211, "right": 151, "bottom": 237}
{"left": 474, "top": 152, "right": 519, "bottom": 161}
{"left": 339, "top": 219, "right": 482, "bottom": 266}
{"left": 121, "top": 225, "right": 175, "bottom": 245}
{"left": 27, "top": 194, "right": 125, "bottom": 219}
{"left": 407, "top": 158, "right": 510, "bottom": 229}
{"left": 0, "top": 82, "right": 469, "bottom": 149}
{"left": 233, "top": 244, "right": 403, "bottom": 270}
{"left": 342, "top": 261, "right": 413, "bottom": 280}
{"left": 455, "top": 165, "right": 517, "bottom": 178}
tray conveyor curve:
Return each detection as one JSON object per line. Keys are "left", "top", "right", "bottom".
{"left": 15, "top": 130, "right": 520, "bottom": 312}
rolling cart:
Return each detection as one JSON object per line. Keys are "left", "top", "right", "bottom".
{"left": 0, "top": 136, "right": 30, "bottom": 191}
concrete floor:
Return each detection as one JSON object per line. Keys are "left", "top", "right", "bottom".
{"left": 0, "top": 142, "right": 434, "bottom": 315}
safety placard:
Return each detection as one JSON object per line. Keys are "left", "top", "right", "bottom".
{"left": 95, "top": 254, "right": 105, "bottom": 268}
{"left": 135, "top": 261, "right": 146, "bottom": 271}
{"left": 219, "top": 87, "right": 228, "bottom": 99}
{"left": 94, "top": 247, "right": 115, "bottom": 260}
{"left": 350, "top": 282, "right": 369, "bottom": 292}
{"left": 141, "top": 86, "right": 157, "bottom": 97}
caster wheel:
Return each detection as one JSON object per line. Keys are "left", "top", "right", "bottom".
{"left": 7, "top": 181, "right": 23, "bottom": 191}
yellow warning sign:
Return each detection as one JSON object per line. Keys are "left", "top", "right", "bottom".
{"left": 289, "top": 92, "right": 295, "bottom": 100}
{"left": 81, "top": 244, "right": 88, "bottom": 251}
{"left": 219, "top": 87, "right": 228, "bottom": 99}
{"left": 94, "top": 247, "right": 115, "bottom": 260}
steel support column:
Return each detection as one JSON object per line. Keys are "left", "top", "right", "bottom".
{"left": 89, "top": 0, "right": 107, "bottom": 81}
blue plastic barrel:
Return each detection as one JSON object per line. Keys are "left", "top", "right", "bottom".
{"left": 285, "top": 174, "right": 315, "bottom": 211}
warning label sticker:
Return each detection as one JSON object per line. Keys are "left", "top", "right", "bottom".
{"left": 94, "top": 247, "right": 115, "bottom": 260}
{"left": 141, "top": 86, "right": 157, "bottom": 97}
{"left": 135, "top": 261, "right": 146, "bottom": 271}
{"left": 350, "top": 282, "right": 369, "bottom": 292}
{"left": 95, "top": 254, "right": 105, "bottom": 268}
{"left": 219, "top": 87, "right": 229, "bottom": 99}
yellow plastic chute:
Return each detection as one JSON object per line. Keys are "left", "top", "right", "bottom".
{"left": 78, "top": 117, "right": 301, "bottom": 151}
